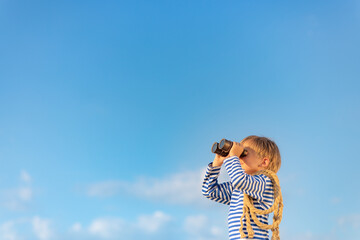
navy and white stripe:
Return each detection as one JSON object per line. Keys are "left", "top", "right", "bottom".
{"left": 202, "top": 156, "right": 274, "bottom": 240}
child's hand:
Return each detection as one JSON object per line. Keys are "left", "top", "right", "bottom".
{"left": 212, "top": 154, "right": 227, "bottom": 167}
{"left": 228, "top": 142, "right": 244, "bottom": 158}
{"left": 212, "top": 142, "right": 244, "bottom": 167}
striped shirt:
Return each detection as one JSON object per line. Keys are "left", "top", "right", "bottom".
{"left": 202, "top": 156, "right": 274, "bottom": 240}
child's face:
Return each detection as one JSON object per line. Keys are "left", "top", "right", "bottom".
{"left": 239, "top": 141, "right": 265, "bottom": 175}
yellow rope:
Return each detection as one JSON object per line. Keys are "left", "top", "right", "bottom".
{"left": 239, "top": 169, "right": 283, "bottom": 240}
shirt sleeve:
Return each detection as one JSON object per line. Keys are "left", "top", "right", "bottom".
{"left": 223, "top": 156, "right": 270, "bottom": 201}
{"left": 202, "top": 162, "right": 233, "bottom": 205}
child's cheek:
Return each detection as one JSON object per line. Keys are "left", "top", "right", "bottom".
{"left": 239, "top": 159, "right": 245, "bottom": 167}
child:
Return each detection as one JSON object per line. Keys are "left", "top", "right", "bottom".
{"left": 202, "top": 135, "right": 282, "bottom": 240}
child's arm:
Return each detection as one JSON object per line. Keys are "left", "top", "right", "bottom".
{"left": 202, "top": 162, "right": 233, "bottom": 205}
{"left": 224, "top": 156, "right": 270, "bottom": 201}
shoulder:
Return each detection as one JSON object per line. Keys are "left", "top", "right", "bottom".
{"left": 256, "top": 174, "right": 274, "bottom": 189}
{"left": 257, "top": 174, "right": 275, "bottom": 200}
{"left": 253, "top": 173, "right": 270, "bottom": 182}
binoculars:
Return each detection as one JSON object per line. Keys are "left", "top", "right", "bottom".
{"left": 211, "top": 139, "right": 247, "bottom": 158}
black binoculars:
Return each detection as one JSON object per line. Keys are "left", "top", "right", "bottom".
{"left": 211, "top": 139, "right": 247, "bottom": 158}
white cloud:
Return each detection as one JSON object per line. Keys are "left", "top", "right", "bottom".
{"left": 137, "top": 211, "right": 171, "bottom": 233}
{"left": 183, "top": 214, "right": 226, "bottom": 240}
{"left": 32, "top": 216, "right": 53, "bottom": 240}
{"left": 2, "top": 187, "right": 32, "bottom": 210}
{"left": 338, "top": 214, "right": 360, "bottom": 229}
{"left": 67, "top": 211, "right": 230, "bottom": 240}
{"left": 20, "top": 170, "right": 32, "bottom": 184}
{"left": 70, "top": 211, "right": 172, "bottom": 239}
{"left": 18, "top": 187, "right": 32, "bottom": 201}
{"left": 287, "top": 231, "right": 318, "bottom": 240}
{"left": 184, "top": 215, "right": 207, "bottom": 235}
{"left": 88, "top": 217, "right": 126, "bottom": 239}
{"left": 0, "top": 217, "right": 54, "bottom": 240}
{"left": 2, "top": 170, "right": 33, "bottom": 211}
{"left": 280, "top": 228, "right": 338, "bottom": 240}
{"left": 0, "top": 221, "right": 21, "bottom": 240}
{"left": 131, "top": 170, "right": 204, "bottom": 204}
{"left": 209, "top": 226, "right": 223, "bottom": 236}
{"left": 86, "top": 167, "right": 230, "bottom": 206}
{"left": 18, "top": 171, "right": 33, "bottom": 202}
{"left": 70, "top": 222, "right": 82, "bottom": 232}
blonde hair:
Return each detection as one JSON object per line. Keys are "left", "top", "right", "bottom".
{"left": 240, "top": 135, "right": 281, "bottom": 173}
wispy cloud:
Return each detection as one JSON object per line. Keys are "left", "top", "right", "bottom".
{"left": 69, "top": 211, "right": 172, "bottom": 239}
{"left": 280, "top": 229, "right": 337, "bottom": 240}
{"left": 338, "top": 213, "right": 360, "bottom": 229}
{"left": 88, "top": 217, "right": 126, "bottom": 239}
{"left": 20, "top": 170, "right": 32, "bottom": 184}
{"left": 70, "top": 223, "right": 82, "bottom": 233}
{"left": 280, "top": 225, "right": 340, "bottom": 240}
{"left": 1, "top": 170, "right": 33, "bottom": 211}
{"left": 67, "top": 211, "right": 230, "bottom": 240}
{"left": 0, "top": 220, "right": 21, "bottom": 240}
{"left": 183, "top": 214, "right": 226, "bottom": 240}
{"left": 32, "top": 216, "right": 53, "bottom": 240}
{"left": 0, "top": 216, "right": 54, "bottom": 240}
{"left": 136, "top": 211, "right": 172, "bottom": 233}
{"left": 85, "top": 167, "right": 230, "bottom": 206}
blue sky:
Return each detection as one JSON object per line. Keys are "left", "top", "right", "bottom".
{"left": 1, "top": 0, "right": 360, "bottom": 239}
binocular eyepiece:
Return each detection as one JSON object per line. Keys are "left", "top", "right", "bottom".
{"left": 211, "top": 138, "right": 247, "bottom": 158}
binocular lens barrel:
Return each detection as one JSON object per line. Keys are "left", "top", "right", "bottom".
{"left": 211, "top": 138, "right": 248, "bottom": 158}
{"left": 211, "top": 142, "right": 222, "bottom": 155}
{"left": 219, "top": 139, "right": 233, "bottom": 151}
{"left": 211, "top": 138, "right": 233, "bottom": 157}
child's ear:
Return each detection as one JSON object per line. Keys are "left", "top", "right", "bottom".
{"left": 261, "top": 158, "right": 270, "bottom": 168}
